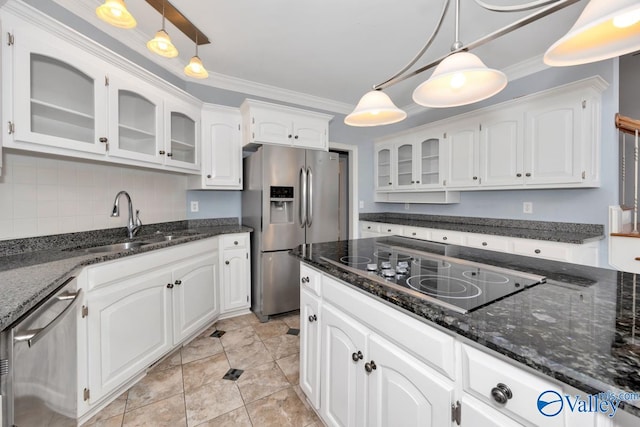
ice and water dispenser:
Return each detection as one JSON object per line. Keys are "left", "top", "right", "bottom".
{"left": 270, "top": 186, "right": 294, "bottom": 224}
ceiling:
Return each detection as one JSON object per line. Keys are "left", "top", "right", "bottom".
{"left": 56, "top": 0, "right": 590, "bottom": 114}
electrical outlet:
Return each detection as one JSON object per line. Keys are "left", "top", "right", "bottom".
{"left": 523, "top": 202, "right": 533, "bottom": 214}
{"left": 190, "top": 201, "right": 199, "bottom": 212}
{"left": 405, "top": 203, "right": 410, "bottom": 210}
{"left": 359, "top": 200, "right": 364, "bottom": 209}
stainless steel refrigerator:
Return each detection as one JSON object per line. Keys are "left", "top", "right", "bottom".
{"left": 243, "top": 145, "right": 340, "bottom": 321}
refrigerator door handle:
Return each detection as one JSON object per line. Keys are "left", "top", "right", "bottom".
{"left": 307, "top": 166, "right": 313, "bottom": 227}
{"left": 300, "top": 167, "right": 307, "bottom": 228}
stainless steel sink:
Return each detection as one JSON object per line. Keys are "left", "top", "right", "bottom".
{"left": 83, "top": 241, "right": 149, "bottom": 253}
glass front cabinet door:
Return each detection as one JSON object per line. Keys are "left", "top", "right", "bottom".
{"left": 165, "top": 99, "right": 200, "bottom": 171}
{"left": 107, "top": 73, "right": 164, "bottom": 165}
{"left": 11, "top": 23, "right": 108, "bottom": 154}
{"left": 375, "top": 143, "right": 394, "bottom": 191}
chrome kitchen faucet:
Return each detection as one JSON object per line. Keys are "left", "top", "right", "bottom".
{"left": 111, "top": 190, "right": 142, "bottom": 238}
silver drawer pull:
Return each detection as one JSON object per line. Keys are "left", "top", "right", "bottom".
{"left": 491, "top": 383, "right": 513, "bottom": 404}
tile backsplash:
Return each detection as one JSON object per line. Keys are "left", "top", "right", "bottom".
{"left": 0, "top": 152, "right": 187, "bottom": 240}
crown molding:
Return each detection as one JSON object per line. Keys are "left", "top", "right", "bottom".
{"left": 48, "top": 0, "right": 353, "bottom": 114}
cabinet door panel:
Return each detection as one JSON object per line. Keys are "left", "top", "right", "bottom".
{"left": 447, "top": 124, "right": 479, "bottom": 188}
{"left": 395, "top": 143, "right": 415, "bottom": 189}
{"left": 165, "top": 100, "right": 200, "bottom": 171}
{"left": 252, "top": 109, "right": 290, "bottom": 145}
{"left": 300, "top": 288, "right": 321, "bottom": 410}
{"left": 418, "top": 136, "right": 442, "bottom": 188}
{"left": 108, "top": 75, "right": 164, "bottom": 164}
{"left": 322, "top": 304, "right": 368, "bottom": 427}
{"left": 294, "top": 116, "right": 327, "bottom": 150}
{"left": 221, "top": 248, "right": 250, "bottom": 312}
{"left": 87, "top": 269, "right": 172, "bottom": 402}
{"left": 12, "top": 24, "right": 107, "bottom": 154}
{"left": 524, "top": 102, "right": 582, "bottom": 185}
{"left": 481, "top": 116, "right": 523, "bottom": 186}
{"left": 375, "top": 144, "right": 394, "bottom": 190}
{"left": 204, "top": 112, "right": 242, "bottom": 188}
{"left": 368, "top": 335, "right": 454, "bottom": 427}
{"left": 172, "top": 253, "right": 218, "bottom": 344}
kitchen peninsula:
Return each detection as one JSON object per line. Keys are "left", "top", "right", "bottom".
{"left": 292, "top": 236, "right": 640, "bottom": 426}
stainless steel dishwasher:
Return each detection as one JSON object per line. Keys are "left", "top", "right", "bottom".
{"left": 1, "top": 276, "right": 82, "bottom": 427}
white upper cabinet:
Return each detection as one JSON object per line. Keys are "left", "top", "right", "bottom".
{"left": 1, "top": 8, "right": 202, "bottom": 174}
{"left": 375, "top": 141, "right": 394, "bottom": 191}
{"left": 107, "top": 71, "right": 164, "bottom": 164}
{"left": 190, "top": 105, "right": 242, "bottom": 189}
{"left": 447, "top": 119, "right": 480, "bottom": 188}
{"left": 165, "top": 98, "right": 200, "bottom": 171}
{"left": 8, "top": 21, "right": 108, "bottom": 154}
{"left": 479, "top": 108, "right": 524, "bottom": 187}
{"left": 374, "top": 76, "right": 606, "bottom": 199}
{"left": 523, "top": 94, "right": 584, "bottom": 185}
{"left": 241, "top": 99, "right": 332, "bottom": 151}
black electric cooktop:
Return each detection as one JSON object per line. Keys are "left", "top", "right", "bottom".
{"left": 320, "top": 241, "right": 546, "bottom": 314}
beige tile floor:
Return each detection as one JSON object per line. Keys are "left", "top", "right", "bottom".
{"left": 83, "top": 311, "right": 322, "bottom": 427}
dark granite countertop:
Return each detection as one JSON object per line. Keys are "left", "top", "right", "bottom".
{"left": 360, "top": 212, "right": 605, "bottom": 244}
{"left": 0, "top": 218, "right": 252, "bottom": 331}
{"left": 291, "top": 236, "right": 640, "bottom": 417}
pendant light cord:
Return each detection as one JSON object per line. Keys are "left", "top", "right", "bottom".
{"left": 161, "top": 0, "right": 166, "bottom": 30}
{"left": 373, "top": 0, "right": 450, "bottom": 90}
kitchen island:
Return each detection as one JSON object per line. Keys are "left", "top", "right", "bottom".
{"left": 291, "top": 236, "right": 640, "bottom": 426}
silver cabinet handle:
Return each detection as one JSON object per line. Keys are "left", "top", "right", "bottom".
{"left": 300, "top": 167, "right": 307, "bottom": 228}
{"left": 307, "top": 167, "right": 313, "bottom": 227}
{"left": 14, "top": 287, "right": 83, "bottom": 348}
{"left": 364, "top": 360, "right": 377, "bottom": 373}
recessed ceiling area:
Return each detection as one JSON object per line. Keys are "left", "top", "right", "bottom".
{"left": 58, "top": 0, "right": 591, "bottom": 113}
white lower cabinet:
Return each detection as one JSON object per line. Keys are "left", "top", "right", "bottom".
{"left": 171, "top": 252, "right": 219, "bottom": 344}
{"left": 78, "top": 234, "right": 250, "bottom": 419}
{"left": 361, "top": 221, "right": 600, "bottom": 267}
{"left": 309, "top": 267, "right": 456, "bottom": 427}
{"left": 300, "top": 287, "right": 321, "bottom": 410}
{"left": 220, "top": 233, "right": 251, "bottom": 315}
{"left": 321, "top": 303, "right": 368, "bottom": 427}
{"left": 300, "top": 263, "right": 636, "bottom": 427}
{"left": 367, "top": 334, "right": 455, "bottom": 427}
{"left": 86, "top": 267, "right": 173, "bottom": 404}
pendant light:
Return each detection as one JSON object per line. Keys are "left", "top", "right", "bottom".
{"left": 412, "top": 0, "right": 507, "bottom": 108}
{"left": 184, "top": 34, "right": 209, "bottom": 79}
{"left": 96, "top": 0, "right": 136, "bottom": 29}
{"left": 544, "top": 0, "right": 640, "bottom": 66}
{"left": 344, "top": 90, "right": 407, "bottom": 127}
{"left": 147, "top": 0, "right": 178, "bottom": 58}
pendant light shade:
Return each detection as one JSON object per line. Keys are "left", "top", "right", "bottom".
{"left": 544, "top": 0, "right": 640, "bottom": 66}
{"left": 184, "top": 55, "right": 209, "bottom": 79}
{"left": 412, "top": 51, "right": 507, "bottom": 108}
{"left": 147, "top": 29, "right": 178, "bottom": 58}
{"left": 96, "top": 0, "right": 136, "bottom": 29}
{"left": 344, "top": 90, "right": 407, "bottom": 127}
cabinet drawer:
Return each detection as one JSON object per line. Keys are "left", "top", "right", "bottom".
{"left": 430, "top": 230, "right": 464, "bottom": 245}
{"left": 222, "top": 233, "right": 248, "bottom": 249}
{"left": 360, "top": 221, "right": 380, "bottom": 233}
{"left": 300, "top": 263, "right": 322, "bottom": 297}
{"left": 512, "top": 239, "right": 570, "bottom": 262}
{"left": 466, "top": 234, "right": 510, "bottom": 252}
{"left": 379, "top": 223, "right": 403, "bottom": 235}
{"left": 462, "top": 344, "right": 564, "bottom": 427}
{"left": 323, "top": 275, "right": 456, "bottom": 380}
{"left": 403, "top": 226, "right": 431, "bottom": 240}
